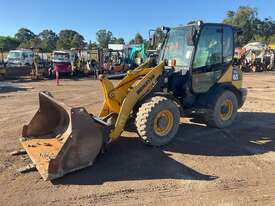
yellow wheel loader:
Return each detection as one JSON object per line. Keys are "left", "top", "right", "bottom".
{"left": 20, "top": 22, "right": 247, "bottom": 180}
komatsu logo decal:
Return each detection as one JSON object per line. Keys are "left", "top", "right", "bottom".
{"left": 136, "top": 74, "right": 155, "bottom": 95}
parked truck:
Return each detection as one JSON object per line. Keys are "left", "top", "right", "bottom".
{"left": 48, "top": 51, "right": 73, "bottom": 77}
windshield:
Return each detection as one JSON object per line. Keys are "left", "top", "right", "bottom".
{"left": 8, "top": 52, "right": 22, "bottom": 60}
{"left": 160, "top": 27, "right": 194, "bottom": 69}
{"left": 53, "top": 53, "right": 70, "bottom": 61}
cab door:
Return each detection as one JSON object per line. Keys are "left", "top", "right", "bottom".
{"left": 191, "top": 24, "right": 234, "bottom": 93}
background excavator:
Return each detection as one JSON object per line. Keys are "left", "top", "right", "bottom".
{"left": 20, "top": 21, "right": 247, "bottom": 180}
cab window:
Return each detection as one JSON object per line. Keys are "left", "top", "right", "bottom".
{"left": 22, "top": 52, "right": 28, "bottom": 59}
{"left": 161, "top": 28, "right": 193, "bottom": 70}
{"left": 223, "top": 26, "right": 233, "bottom": 63}
{"left": 193, "top": 25, "right": 222, "bottom": 68}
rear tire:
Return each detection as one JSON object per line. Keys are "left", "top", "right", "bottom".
{"left": 204, "top": 90, "right": 238, "bottom": 128}
{"left": 135, "top": 96, "right": 180, "bottom": 146}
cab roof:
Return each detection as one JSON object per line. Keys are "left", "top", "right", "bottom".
{"left": 174, "top": 22, "right": 240, "bottom": 33}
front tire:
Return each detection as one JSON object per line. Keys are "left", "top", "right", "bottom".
{"left": 135, "top": 96, "right": 180, "bottom": 146}
{"left": 204, "top": 90, "right": 238, "bottom": 128}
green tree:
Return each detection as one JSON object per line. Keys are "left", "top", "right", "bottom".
{"left": 254, "top": 18, "right": 275, "bottom": 43}
{"left": 223, "top": 6, "right": 258, "bottom": 45}
{"left": 15, "top": 28, "right": 36, "bottom": 44}
{"left": 224, "top": 11, "right": 235, "bottom": 24}
{"left": 134, "top": 33, "right": 143, "bottom": 44}
{"left": 71, "top": 33, "right": 85, "bottom": 49}
{"left": 38, "top": 29, "right": 58, "bottom": 52}
{"left": 0, "top": 36, "right": 20, "bottom": 51}
{"left": 129, "top": 39, "right": 135, "bottom": 44}
{"left": 29, "top": 37, "right": 43, "bottom": 49}
{"left": 18, "top": 41, "right": 31, "bottom": 49}
{"left": 96, "top": 29, "right": 113, "bottom": 48}
{"left": 56, "top": 30, "right": 84, "bottom": 50}
{"left": 110, "top": 37, "right": 125, "bottom": 44}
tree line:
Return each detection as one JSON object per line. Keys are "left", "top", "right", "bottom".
{"left": 223, "top": 6, "right": 275, "bottom": 46}
{"left": 0, "top": 27, "right": 147, "bottom": 52}
{"left": 0, "top": 6, "right": 274, "bottom": 52}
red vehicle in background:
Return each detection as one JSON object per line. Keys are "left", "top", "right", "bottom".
{"left": 49, "top": 51, "right": 74, "bottom": 77}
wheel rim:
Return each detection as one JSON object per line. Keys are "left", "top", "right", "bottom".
{"left": 153, "top": 110, "right": 174, "bottom": 136}
{"left": 220, "top": 99, "right": 234, "bottom": 121}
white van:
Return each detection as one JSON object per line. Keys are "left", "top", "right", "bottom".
{"left": 7, "top": 50, "right": 34, "bottom": 67}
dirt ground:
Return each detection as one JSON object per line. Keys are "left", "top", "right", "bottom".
{"left": 1, "top": 73, "right": 275, "bottom": 206}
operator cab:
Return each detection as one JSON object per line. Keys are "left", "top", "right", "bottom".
{"left": 156, "top": 21, "right": 238, "bottom": 103}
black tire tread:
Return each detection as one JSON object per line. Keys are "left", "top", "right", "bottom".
{"left": 136, "top": 96, "right": 180, "bottom": 146}
{"left": 204, "top": 90, "right": 238, "bottom": 128}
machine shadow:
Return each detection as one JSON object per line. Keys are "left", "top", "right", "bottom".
{"left": 179, "top": 111, "right": 275, "bottom": 157}
{"left": 10, "top": 78, "right": 40, "bottom": 83}
{"left": 0, "top": 83, "right": 28, "bottom": 93}
{"left": 53, "top": 111, "right": 275, "bottom": 185}
{"left": 53, "top": 137, "right": 217, "bottom": 185}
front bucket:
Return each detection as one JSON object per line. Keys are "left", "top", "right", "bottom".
{"left": 21, "top": 91, "right": 103, "bottom": 180}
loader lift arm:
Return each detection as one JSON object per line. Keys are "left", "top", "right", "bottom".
{"left": 99, "top": 61, "right": 165, "bottom": 140}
